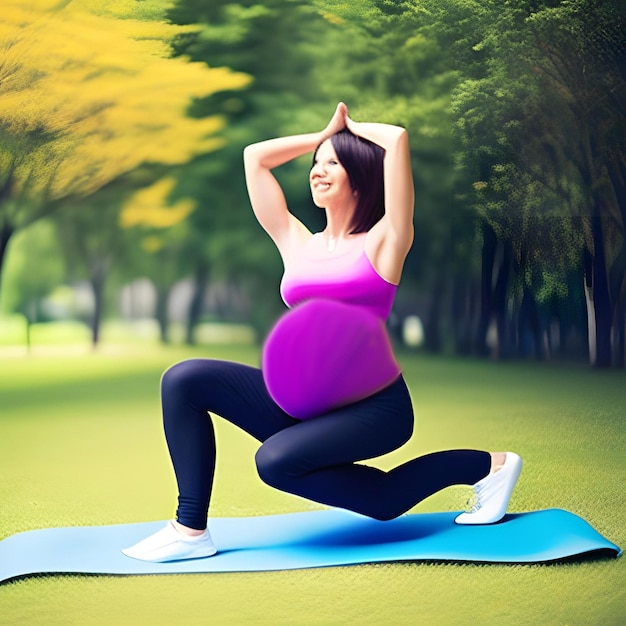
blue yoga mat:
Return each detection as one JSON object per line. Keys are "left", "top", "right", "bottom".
{"left": 0, "top": 508, "right": 620, "bottom": 583}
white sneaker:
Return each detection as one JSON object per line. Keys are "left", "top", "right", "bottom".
{"left": 122, "top": 521, "right": 217, "bottom": 562}
{"left": 455, "top": 452, "right": 522, "bottom": 525}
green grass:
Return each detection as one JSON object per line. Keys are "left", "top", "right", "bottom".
{"left": 0, "top": 317, "right": 255, "bottom": 350}
{"left": 0, "top": 345, "right": 624, "bottom": 625}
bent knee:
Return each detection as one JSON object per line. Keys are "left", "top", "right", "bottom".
{"left": 161, "top": 359, "right": 217, "bottom": 395}
{"left": 255, "top": 444, "right": 301, "bottom": 489}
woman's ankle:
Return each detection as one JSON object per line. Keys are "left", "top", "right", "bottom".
{"left": 489, "top": 452, "right": 507, "bottom": 474}
{"left": 171, "top": 519, "right": 206, "bottom": 537}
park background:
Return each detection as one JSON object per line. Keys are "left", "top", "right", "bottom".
{"left": 0, "top": 0, "right": 624, "bottom": 624}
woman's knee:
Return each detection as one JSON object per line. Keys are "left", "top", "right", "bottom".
{"left": 255, "top": 442, "right": 300, "bottom": 489}
{"left": 161, "top": 360, "right": 226, "bottom": 419}
{"left": 161, "top": 359, "right": 215, "bottom": 395}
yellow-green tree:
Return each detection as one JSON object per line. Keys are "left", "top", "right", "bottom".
{"left": 0, "top": 0, "right": 250, "bottom": 291}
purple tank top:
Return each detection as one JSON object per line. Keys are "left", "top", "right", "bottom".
{"left": 280, "top": 233, "right": 397, "bottom": 319}
{"left": 262, "top": 233, "right": 402, "bottom": 419}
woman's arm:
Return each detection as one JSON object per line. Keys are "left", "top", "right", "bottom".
{"left": 346, "top": 117, "right": 415, "bottom": 250}
{"left": 243, "top": 133, "right": 319, "bottom": 256}
{"left": 345, "top": 114, "right": 415, "bottom": 283}
{"left": 243, "top": 105, "right": 346, "bottom": 258}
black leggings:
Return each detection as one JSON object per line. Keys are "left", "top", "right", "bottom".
{"left": 162, "top": 359, "right": 491, "bottom": 529}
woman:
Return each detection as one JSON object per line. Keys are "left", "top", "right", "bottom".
{"left": 123, "top": 103, "right": 522, "bottom": 563}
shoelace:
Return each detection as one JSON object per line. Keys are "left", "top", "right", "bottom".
{"left": 464, "top": 491, "right": 481, "bottom": 513}
{"left": 464, "top": 471, "right": 502, "bottom": 512}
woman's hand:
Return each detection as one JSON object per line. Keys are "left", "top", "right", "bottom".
{"left": 321, "top": 102, "right": 348, "bottom": 141}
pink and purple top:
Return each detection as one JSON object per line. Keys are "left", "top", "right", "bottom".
{"left": 280, "top": 233, "right": 397, "bottom": 320}
{"left": 262, "top": 232, "right": 402, "bottom": 419}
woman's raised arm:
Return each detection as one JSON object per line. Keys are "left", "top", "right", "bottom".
{"left": 345, "top": 117, "right": 415, "bottom": 250}
{"left": 243, "top": 104, "right": 347, "bottom": 258}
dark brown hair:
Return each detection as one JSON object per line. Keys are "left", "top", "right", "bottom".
{"left": 313, "top": 129, "right": 385, "bottom": 233}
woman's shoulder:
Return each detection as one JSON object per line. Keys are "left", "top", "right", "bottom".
{"left": 364, "top": 219, "right": 413, "bottom": 285}
{"left": 279, "top": 228, "right": 317, "bottom": 266}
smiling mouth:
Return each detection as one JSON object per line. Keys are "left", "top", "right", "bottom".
{"left": 313, "top": 182, "right": 331, "bottom": 191}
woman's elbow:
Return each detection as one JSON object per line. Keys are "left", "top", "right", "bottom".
{"left": 243, "top": 144, "right": 255, "bottom": 163}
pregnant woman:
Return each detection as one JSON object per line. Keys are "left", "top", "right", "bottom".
{"left": 123, "top": 103, "right": 522, "bottom": 563}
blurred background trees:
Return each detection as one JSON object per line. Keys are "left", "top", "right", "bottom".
{"left": 0, "top": 0, "right": 249, "bottom": 344}
{"left": 0, "top": 0, "right": 624, "bottom": 367}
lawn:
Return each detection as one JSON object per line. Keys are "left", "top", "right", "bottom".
{"left": 0, "top": 343, "right": 624, "bottom": 625}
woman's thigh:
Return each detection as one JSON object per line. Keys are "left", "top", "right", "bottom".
{"left": 162, "top": 359, "right": 298, "bottom": 441}
{"left": 256, "top": 377, "right": 414, "bottom": 474}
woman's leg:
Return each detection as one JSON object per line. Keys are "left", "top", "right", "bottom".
{"left": 161, "top": 359, "right": 297, "bottom": 530}
{"left": 255, "top": 377, "right": 492, "bottom": 521}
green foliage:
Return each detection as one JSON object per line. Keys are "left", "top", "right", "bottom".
{"left": 0, "top": 219, "right": 64, "bottom": 318}
{"left": 0, "top": 0, "right": 250, "bottom": 295}
{"left": 156, "top": 0, "right": 337, "bottom": 335}
{"left": 0, "top": 0, "right": 245, "bottom": 203}
{"left": 2, "top": 0, "right": 624, "bottom": 362}
{"left": 450, "top": 0, "right": 626, "bottom": 363}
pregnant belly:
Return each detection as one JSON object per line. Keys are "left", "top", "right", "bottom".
{"left": 262, "top": 299, "right": 401, "bottom": 419}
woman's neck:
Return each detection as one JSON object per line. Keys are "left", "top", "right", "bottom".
{"left": 321, "top": 229, "right": 366, "bottom": 254}
{"left": 324, "top": 207, "right": 354, "bottom": 237}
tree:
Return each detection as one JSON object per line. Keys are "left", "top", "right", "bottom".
{"left": 526, "top": 0, "right": 626, "bottom": 366}
{"left": 0, "top": 219, "right": 65, "bottom": 350}
{"left": 311, "top": 0, "right": 485, "bottom": 351}
{"left": 119, "top": 174, "right": 200, "bottom": 343}
{"left": 159, "top": 0, "right": 334, "bottom": 340}
{"left": 0, "top": 0, "right": 250, "bottom": 297}
{"left": 313, "top": 0, "right": 626, "bottom": 367}
{"left": 453, "top": 0, "right": 626, "bottom": 366}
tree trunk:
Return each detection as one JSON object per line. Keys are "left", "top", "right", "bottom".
{"left": 589, "top": 216, "right": 613, "bottom": 367}
{"left": 90, "top": 264, "right": 107, "bottom": 348}
{"left": 583, "top": 248, "right": 596, "bottom": 365}
{"left": 185, "top": 261, "right": 209, "bottom": 346}
{"left": 492, "top": 240, "right": 512, "bottom": 359}
{"left": 610, "top": 255, "right": 626, "bottom": 368}
{"left": 475, "top": 222, "right": 497, "bottom": 356}
{"left": 613, "top": 298, "right": 625, "bottom": 368}
{"left": 25, "top": 315, "right": 32, "bottom": 354}
{"left": 423, "top": 273, "right": 446, "bottom": 353}
{"left": 0, "top": 221, "right": 15, "bottom": 296}
{"left": 518, "top": 288, "right": 537, "bottom": 359}
{"left": 155, "top": 286, "right": 171, "bottom": 344}
{"left": 607, "top": 149, "right": 626, "bottom": 365}
{"left": 451, "top": 275, "right": 477, "bottom": 355}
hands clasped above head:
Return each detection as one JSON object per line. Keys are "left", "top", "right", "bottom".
{"left": 322, "top": 102, "right": 351, "bottom": 140}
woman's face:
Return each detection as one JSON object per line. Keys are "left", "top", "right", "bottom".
{"left": 310, "top": 140, "right": 354, "bottom": 209}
